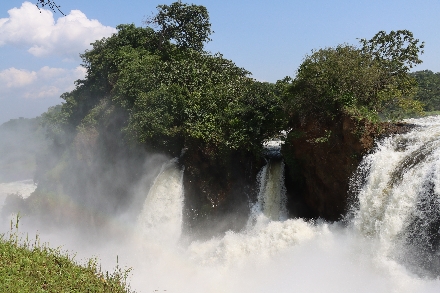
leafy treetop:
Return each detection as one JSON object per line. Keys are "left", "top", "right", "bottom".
{"left": 145, "top": 2, "right": 213, "bottom": 52}
{"left": 360, "top": 30, "right": 424, "bottom": 77}
{"left": 286, "top": 30, "right": 424, "bottom": 123}
{"left": 46, "top": 2, "right": 284, "bottom": 158}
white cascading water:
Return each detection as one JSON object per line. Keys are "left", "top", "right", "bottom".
{"left": 136, "top": 158, "right": 184, "bottom": 245}
{"left": 351, "top": 115, "right": 440, "bottom": 277}
{"left": 251, "top": 159, "right": 288, "bottom": 221}
{"left": 0, "top": 179, "right": 37, "bottom": 237}
{"left": 5, "top": 117, "right": 440, "bottom": 292}
{"left": 187, "top": 158, "right": 316, "bottom": 268}
{"left": 127, "top": 117, "right": 440, "bottom": 292}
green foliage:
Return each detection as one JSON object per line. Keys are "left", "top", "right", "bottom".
{"left": 286, "top": 30, "right": 424, "bottom": 123}
{"left": 145, "top": 2, "right": 212, "bottom": 51}
{"left": 113, "top": 47, "right": 284, "bottom": 154}
{"left": 314, "top": 130, "right": 332, "bottom": 144}
{"left": 47, "top": 2, "right": 284, "bottom": 157}
{"left": 128, "top": 84, "right": 187, "bottom": 152}
{"left": 40, "top": 105, "right": 71, "bottom": 145}
{"left": 81, "top": 24, "right": 160, "bottom": 88}
{"left": 287, "top": 45, "right": 382, "bottom": 120}
{"left": 42, "top": 24, "right": 160, "bottom": 134}
{"left": 360, "top": 30, "right": 424, "bottom": 76}
{"left": 360, "top": 30, "right": 425, "bottom": 119}
{"left": 410, "top": 70, "right": 440, "bottom": 111}
{"left": 0, "top": 217, "right": 133, "bottom": 293}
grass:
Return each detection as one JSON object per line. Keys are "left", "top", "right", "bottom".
{"left": 0, "top": 216, "right": 134, "bottom": 293}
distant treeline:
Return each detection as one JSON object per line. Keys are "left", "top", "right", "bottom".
{"left": 410, "top": 70, "right": 440, "bottom": 112}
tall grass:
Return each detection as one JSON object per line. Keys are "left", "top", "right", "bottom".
{"left": 0, "top": 215, "right": 134, "bottom": 292}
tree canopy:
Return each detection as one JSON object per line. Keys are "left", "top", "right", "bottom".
{"left": 145, "top": 2, "right": 213, "bottom": 51}
{"left": 47, "top": 2, "right": 284, "bottom": 158}
{"left": 285, "top": 30, "right": 424, "bottom": 123}
{"left": 410, "top": 70, "right": 440, "bottom": 112}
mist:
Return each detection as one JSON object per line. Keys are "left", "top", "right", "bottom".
{"left": 2, "top": 116, "right": 440, "bottom": 293}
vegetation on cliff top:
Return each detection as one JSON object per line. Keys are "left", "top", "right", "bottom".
{"left": 0, "top": 217, "right": 133, "bottom": 293}
{"left": 284, "top": 30, "right": 425, "bottom": 125}
{"left": 49, "top": 2, "right": 285, "bottom": 159}
{"left": 43, "top": 3, "right": 429, "bottom": 163}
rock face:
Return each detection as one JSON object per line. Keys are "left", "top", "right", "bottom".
{"left": 282, "top": 114, "right": 414, "bottom": 221}
{"left": 181, "top": 147, "right": 264, "bottom": 238}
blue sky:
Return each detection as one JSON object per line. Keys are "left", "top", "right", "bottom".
{"left": 0, "top": 0, "right": 439, "bottom": 123}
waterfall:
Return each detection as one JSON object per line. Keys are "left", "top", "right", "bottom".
{"left": 34, "top": 116, "right": 440, "bottom": 293}
{"left": 5, "top": 117, "right": 440, "bottom": 292}
{"left": 185, "top": 157, "right": 312, "bottom": 268}
{"left": 136, "top": 158, "right": 184, "bottom": 245}
{"left": 252, "top": 159, "right": 287, "bottom": 221}
{"left": 351, "top": 115, "right": 440, "bottom": 276}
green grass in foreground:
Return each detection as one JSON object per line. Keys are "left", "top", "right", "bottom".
{"left": 0, "top": 217, "right": 134, "bottom": 293}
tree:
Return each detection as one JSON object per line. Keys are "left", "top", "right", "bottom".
{"left": 145, "top": 2, "right": 213, "bottom": 51}
{"left": 49, "top": 2, "right": 284, "bottom": 157}
{"left": 113, "top": 47, "right": 284, "bottom": 154}
{"left": 285, "top": 30, "right": 424, "bottom": 123}
{"left": 360, "top": 30, "right": 424, "bottom": 77}
{"left": 410, "top": 70, "right": 440, "bottom": 112}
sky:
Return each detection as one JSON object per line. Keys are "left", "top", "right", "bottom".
{"left": 0, "top": 0, "right": 439, "bottom": 124}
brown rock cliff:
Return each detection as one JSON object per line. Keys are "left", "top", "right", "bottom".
{"left": 282, "top": 114, "right": 414, "bottom": 220}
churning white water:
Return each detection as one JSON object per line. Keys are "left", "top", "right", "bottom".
{"left": 3, "top": 116, "right": 440, "bottom": 293}
{"left": 123, "top": 116, "right": 440, "bottom": 292}
{"left": 351, "top": 115, "right": 440, "bottom": 278}
{"left": 136, "top": 158, "right": 184, "bottom": 245}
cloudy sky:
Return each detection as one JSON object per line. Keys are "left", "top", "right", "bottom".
{"left": 0, "top": 0, "right": 439, "bottom": 124}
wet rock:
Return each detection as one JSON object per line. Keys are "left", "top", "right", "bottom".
{"left": 180, "top": 146, "right": 264, "bottom": 239}
{"left": 282, "top": 114, "right": 413, "bottom": 221}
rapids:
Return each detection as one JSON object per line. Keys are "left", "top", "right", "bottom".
{"left": 2, "top": 116, "right": 440, "bottom": 292}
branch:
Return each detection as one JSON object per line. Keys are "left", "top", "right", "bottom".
{"left": 36, "top": 0, "right": 65, "bottom": 16}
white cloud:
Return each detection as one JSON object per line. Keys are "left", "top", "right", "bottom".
{"left": 0, "top": 2, "right": 116, "bottom": 59}
{"left": 0, "top": 68, "right": 37, "bottom": 88}
{"left": 0, "top": 66, "right": 86, "bottom": 100}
